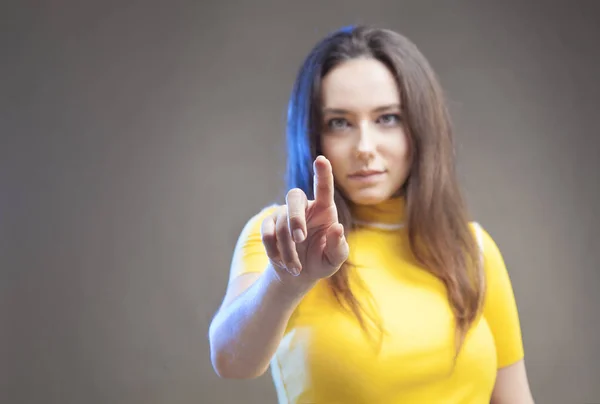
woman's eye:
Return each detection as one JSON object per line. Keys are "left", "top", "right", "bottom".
{"left": 378, "top": 113, "right": 401, "bottom": 126}
{"left": 327, "top": 118, "right": 350, "bottom": 130}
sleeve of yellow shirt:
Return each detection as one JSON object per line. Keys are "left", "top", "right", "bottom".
{"left": 228, "top": 205, "right": 278, "bottom": 282}
{"left": 479, "top": 224, "right": 526, "bottom": 368}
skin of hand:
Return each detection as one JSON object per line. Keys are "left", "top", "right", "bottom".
{"left": 260, "top": 155, "right": 349, "bottom": 284}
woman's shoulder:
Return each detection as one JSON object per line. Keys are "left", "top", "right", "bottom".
{"left": 468, "top": 221, "right": 501, "bottom": 256}
{"left": 468, "top": 221, "right": 512, "bottom": 282}
{"left": 238, "top": 203, "right": 281, "bottom": 237}
{"left": 468, "top": 221, "right": 486, "bottom": 252}
{"left": 229, "top": 204, "right": 281, "bottom": 280}
{"left": 249, "top": 203, "right": 281, "bottom": 223}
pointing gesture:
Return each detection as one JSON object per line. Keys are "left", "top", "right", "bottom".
{"left": 313, "top": 154, "right": 336, "bottom": 209}
{"left": 261, "top": 156, "right": 349, "bottom": 281}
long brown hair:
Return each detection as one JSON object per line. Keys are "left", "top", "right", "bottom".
{"left": 284, "top": 25, "right": 485, "bottom": 357}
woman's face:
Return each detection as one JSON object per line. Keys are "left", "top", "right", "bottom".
{"left": 319, "top": 58, "right": 411, "bottom": 205}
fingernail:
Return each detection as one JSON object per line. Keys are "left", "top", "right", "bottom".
{"left": 293, "top": 229, "right": 305, "bottom": 243}
{"left": 288, "top": 267, "right": 300, "bottom": 276}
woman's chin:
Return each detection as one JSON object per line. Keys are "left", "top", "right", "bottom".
{"left": 346, "top": 190, "right": 391, "bottom": 206}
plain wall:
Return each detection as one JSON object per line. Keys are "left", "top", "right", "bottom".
{"left": 2, "top": 1, "right": 599, "bottom": 403}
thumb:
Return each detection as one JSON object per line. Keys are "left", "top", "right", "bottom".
{"left": 322, "top": 223, "right": 349, "bottom": 269}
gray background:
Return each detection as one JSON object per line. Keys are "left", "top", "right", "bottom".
{"left": 2, "top": 1, "right": 599, "bottom": 403}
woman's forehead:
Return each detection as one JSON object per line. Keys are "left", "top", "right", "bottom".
{"left": 321, "top": 59, "right": 400, "bottom": 111}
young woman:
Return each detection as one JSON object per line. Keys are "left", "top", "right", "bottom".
{"left": 209, "top": 25, "right": 534, "bottom": 403}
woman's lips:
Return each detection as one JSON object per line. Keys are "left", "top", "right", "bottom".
{"left": 348, "top": 170, "right": 386, "bottom": 182}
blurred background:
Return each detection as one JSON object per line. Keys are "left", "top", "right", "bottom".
{"left": 1, "top": 1, "right": 599, "bottom": 403}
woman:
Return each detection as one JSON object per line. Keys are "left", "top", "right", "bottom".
{"left": 209, "top": 25, "right": 534, "bottom": 403}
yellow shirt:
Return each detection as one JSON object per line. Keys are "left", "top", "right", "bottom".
{"left": 229, "top": 198, "right": 524, "bottom": 403}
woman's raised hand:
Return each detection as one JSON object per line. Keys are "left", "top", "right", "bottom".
{"left": 261, "top": 156, "right": 349, "bottom": 283}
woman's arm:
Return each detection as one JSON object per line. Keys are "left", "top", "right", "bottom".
{"left": 472, "top": 224, "right": 534, "bottom": 403}
{"left": 208, "top": 266, "right": 315, "bottom": 379}
{"left": 209, "top": 266, "right": 315, "bottom": 379}
{"left": 491, "top": 360, "right": 535, "bottom": 404}
{"left": 209, "top": 157, "right": 348, "bottom": 380}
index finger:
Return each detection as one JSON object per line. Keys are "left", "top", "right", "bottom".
{"left": 313, "top": 155, "right": 335, "bottom": 207}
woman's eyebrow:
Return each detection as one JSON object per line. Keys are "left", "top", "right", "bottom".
{"left": 322, "top": 104, "right": 401, "bottom": 114}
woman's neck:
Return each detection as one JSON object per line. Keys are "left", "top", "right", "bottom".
{"left": 349, "top": 197, "right": 406, "bottom": 230}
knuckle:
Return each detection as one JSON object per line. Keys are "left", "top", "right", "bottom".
{"left": 276, "top": 220, "right": 289, "bottom": 238}
{"left": 276, "top": 205, "right": 287, "bottom": 217}
{"left": 261, "top": 215, "right": 273, "bottom": 228}
{"left": 288, "top": 213, "right": 304, "bottom": 224}
{"left": 280, "top": 250, "right": 294, "bottom": 265}
{"left": 282, "top": 256, "right": 294, "bottom": 267}
{"left": 260, "top": 217, "right": 275, "bottom": 235}
{"left": 261, "top": 230, "right": 276, "bottom": 245}
{"left": 286, "top": 188, "right": 304, "bottom": 200}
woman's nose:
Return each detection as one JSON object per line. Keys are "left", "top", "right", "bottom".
{"left": 355, "top": 121, "right": 376, "bottom": 159}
